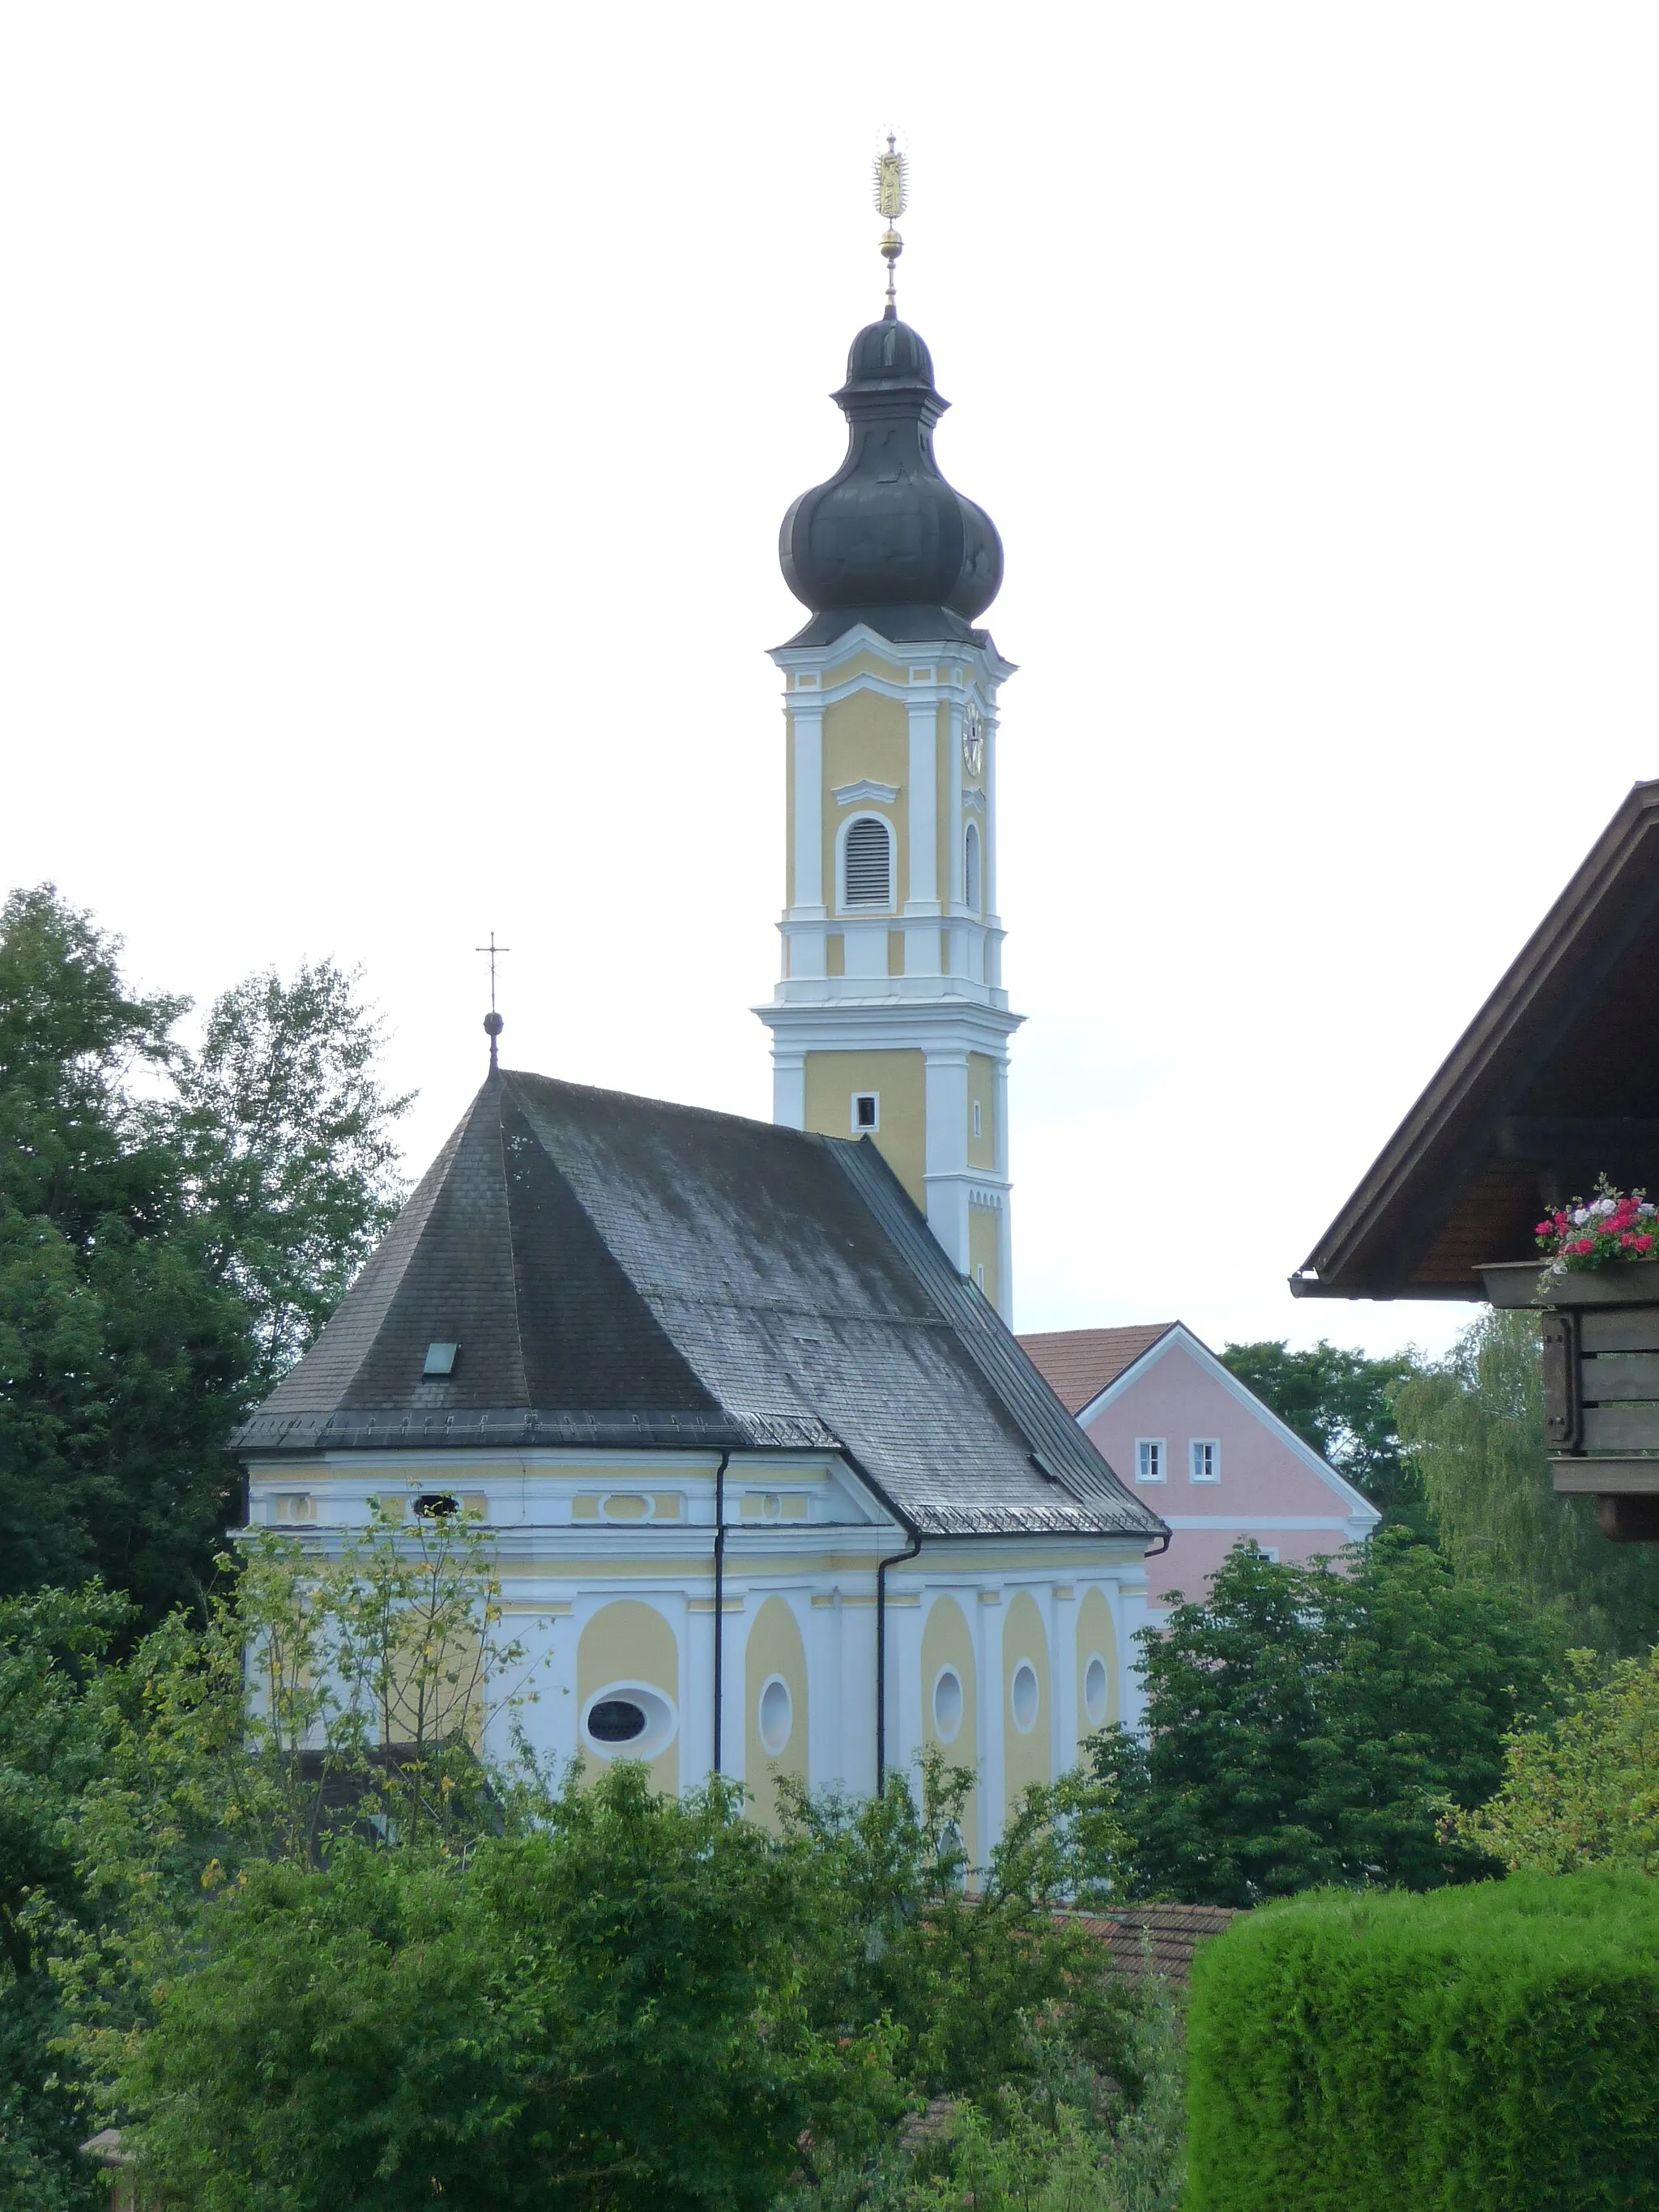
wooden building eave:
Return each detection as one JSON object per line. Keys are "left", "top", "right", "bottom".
{"left": 1292, "top": 779, "right": 1659, "bottom": 1301}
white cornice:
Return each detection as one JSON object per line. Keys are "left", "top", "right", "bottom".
{"left": 771, "top": 621, "right": 1017, "bottom": 693}
{"left": 834, "top": 779, "right": 900, "bottom": 807}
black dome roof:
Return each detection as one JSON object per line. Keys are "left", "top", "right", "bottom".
{"left": 778, "top": 315, "right": 1003, "bottom": 647}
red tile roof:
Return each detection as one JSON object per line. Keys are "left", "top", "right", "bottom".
{"left": 1059, "top": 1903, "right": 1239, "bottom": 1983}
{"left": 1017, "top": 1324, "right": 1179, "bottom": 1414}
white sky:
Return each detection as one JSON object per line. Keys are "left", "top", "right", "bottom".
{"left": 4, "top": 4, "right": 1655, "bottom": 1366}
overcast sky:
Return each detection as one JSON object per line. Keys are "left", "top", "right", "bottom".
{"left": 4, "top": 5, "right": 1655, "bottom": 1362}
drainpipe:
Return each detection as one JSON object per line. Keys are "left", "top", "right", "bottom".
{"left": 710, "top": 1451, "right": 731, "bottom": 1775}
{"left": 875, "top": 1528, "right": 922, "bottom": 1792}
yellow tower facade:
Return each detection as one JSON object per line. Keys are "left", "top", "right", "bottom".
{"left": 758, "top": 303, "right": 1020, "bottom": 1313}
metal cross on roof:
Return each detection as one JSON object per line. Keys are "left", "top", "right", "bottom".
{"left": 476, "top": 931, "right": 511, "bottom": 1069}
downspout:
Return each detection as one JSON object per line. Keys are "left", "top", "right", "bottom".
{"left": 875, "top": 1528, "right": 922, "bottom": 1792}
{"left": 710, "top": 1451, "right": 731, "bottom": 1775}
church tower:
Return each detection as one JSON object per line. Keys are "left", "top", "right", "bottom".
{"left": 758, "top": 165, "right": 1020, "bottom": 1315}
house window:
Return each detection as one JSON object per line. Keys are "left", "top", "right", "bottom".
{"left": 1190, "top": 1439, "right": 1220, "bottom": 1483}
{"left": 963, "top": 821, "right": 982, "bottom": 911}
{"left": 851, "top": 1092, "right": 879, "bottom": 1132}
{"left": 1135, "top": 1439, "right": 1165, "bottom": 1485}
{"left": 842, "top": 815, "right": 893, "bottom": 908}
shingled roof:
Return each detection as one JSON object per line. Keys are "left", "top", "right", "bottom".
{"left": 236, "top": 1070, "right": 1165, "bottom": 1543}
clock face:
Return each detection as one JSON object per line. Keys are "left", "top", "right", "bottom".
{"left": 962, "top": 705, "right": 985, "bottom": 780}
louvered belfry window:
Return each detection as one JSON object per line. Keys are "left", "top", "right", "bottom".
{"left": 843, "top": 816, "right": 892, "bottom": 907}
{"left": 963, "top": 822, "right": 981, "bottom": 912}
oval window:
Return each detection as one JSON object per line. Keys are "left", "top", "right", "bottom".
{"left": 1083, "top": 1654, "right": 1109, "bottom": 1730}
{"left": 932, "top": 1666, "right": 964, "bottom": 1744}
{"left": 588, "top": 1698, "right": 647, "bottom": 1744}
{"left": 758, "top": 1676, "right": 792, "bottom": 1756}
{"left": 1010, "top": 1660, "right": 1039, "bottom": 1734}
{"left": 582, "top": 1683, "right": 676, "bottom": 1760}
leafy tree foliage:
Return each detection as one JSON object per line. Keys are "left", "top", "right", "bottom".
{"left": 1394, "top": 1308, "right": 1659, "bottom": 1654}
{"left": 120, "top": 1779, "right": 849, "bottom": 2212}
{"left": 1450, "top": 1646, "right": 1659, "bottom": 1875}
{"left": 0, "top": 887, "right": 408, "bottom": 1617}
{"left": 1218, "top": 1337, "right": 1423, "bottom": 1525}
{"left": 0, "top": 1583, "right": 150, "bottom": 2206}
{"left": 176, "top": 964, "right": 410, "bottom": 1386}
{"left": 1085, "top": 1533, "right": 1560, "bottom": 1906}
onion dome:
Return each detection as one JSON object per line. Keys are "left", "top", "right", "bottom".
{"left": 778, "top": 316, "right": 1004, "bottom": 647}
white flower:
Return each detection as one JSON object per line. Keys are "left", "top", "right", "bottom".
{"left": 1573, "top": 1208, "right": 1590, "bottom": 1225}
{"left": 1596, "top": 1197, "right": 1618, "bottom": 1215}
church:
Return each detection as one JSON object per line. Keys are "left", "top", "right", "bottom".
{"left": 232, "top": 188, "right": 1168, "bottom": 1854}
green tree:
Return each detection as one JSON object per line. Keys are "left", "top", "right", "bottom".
{"left": 0, "top": 1585, "right": 133, "bottom": 2209}
{"left": 778, "top": 1756, "right": 1141, "bottom": 2118}
{"left": 0, "top": 889, "right": 410, "bottom": 1617}
{"left": 1218, "top": 1338, "right": 1423, "bottom": 1526}
{"left": 116, "top": 1772, "right": 864, "bottom": 2212}
{"left": 1393, "top": 1307, "right": 1659, "bottom": 1654}
{"left": 174, "top": 964, "right": 410, "bottom": 1385}
{"left": 0, "top": 888, "right": 249, "bottom": 1609}
{"left": 1450, "top": 1647, "right": 1659, "bottom": 1874}
{"left": 1086, "top": 1533, "right": 1559, "bottom": 1906}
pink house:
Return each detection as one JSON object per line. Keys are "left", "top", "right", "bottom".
{"left": 1018, "top": 1323, "right": 1380, "bottom": 1609}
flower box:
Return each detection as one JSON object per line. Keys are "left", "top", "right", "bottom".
{"left": 1482, "top": 1259, "right": 1659, "bottom": 1309}
{"left": 1481, "top": 1255, "right": 1659, "bottom": 1541}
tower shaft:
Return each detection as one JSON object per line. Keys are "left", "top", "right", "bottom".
{"left": 757, "top": 629, "right": 1019, "bottom": 1315}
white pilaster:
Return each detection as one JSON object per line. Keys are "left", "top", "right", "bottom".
{"left": 924, "top": 1051, "right": 971, "bottom": 1270}
{"left": 773, "top": 1052, "right": 805, "bottom": 1131}
{"left": 1051, "top": 1583, "right": 1077, "bottom": 1777}
{"left": 791, "top": 705, "right": 825, "bottom": 917}
{"left": 906, "top": 701, "right": 940, "bottom": 914}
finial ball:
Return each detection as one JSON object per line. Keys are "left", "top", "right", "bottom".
{"left": 483, "top": 1011, "right": 505, "bottom": 1038}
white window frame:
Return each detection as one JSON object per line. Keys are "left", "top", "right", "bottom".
{"left": 851, "top": 1091, "right": 880, "bottom": 1134}
{"left": 963, "top": 820, "right": 982, "bottom": 912}
{"left": 1134, "top": 1438, "right": 1166, "bottom": 1485}
{"left": 972, "top": 1098, "right": 982, "bottom": 1140}
{"left": 1189, "top": 1438, "right": 1221, "bottom": 1483}
{"left": 837, "top": 811, "right": 896, "bottom": 914}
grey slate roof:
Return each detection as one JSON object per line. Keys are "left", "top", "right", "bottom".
{"left": 237, "top": 1071, "right": 1163, "bottom": 1544}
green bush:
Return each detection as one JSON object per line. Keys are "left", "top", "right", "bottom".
{"left": 1186, "top": 1869, "right": 1659, "bottom": 2210}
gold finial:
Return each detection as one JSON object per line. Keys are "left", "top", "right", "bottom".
{"left": 872, "top": 133, "right": 907, "bottom": 321}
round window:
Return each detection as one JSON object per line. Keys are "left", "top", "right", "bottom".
{"left": 758, "top": 1676, "right": 792, "bottom": 1757}
{"left": 588, "top": 1698, "right": 646, "bottom": 1743}
{"left": 1010, "top": 1660, "right": 1039, "bottom": 1734}
{"left": 932, "top": 1666, "right": 964, "bottom": 1744}
{"left": 1083, "top": 1654, "right": 1110, "bottom": 1730}
{"left": 582, "top": 1684, "right": 676, "bottom": 1761}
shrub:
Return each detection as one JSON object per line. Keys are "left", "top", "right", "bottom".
{"left": 1186, "top": 1869, "right": 1659, "bottom": 2210}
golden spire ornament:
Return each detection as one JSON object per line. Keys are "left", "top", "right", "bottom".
{"left": 872, "top": 132, "right": 908, "bottom": 320}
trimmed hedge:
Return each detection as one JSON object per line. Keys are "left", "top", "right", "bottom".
{"left": 1187, "top": 1869, "right": 1659, "bottom": 2210}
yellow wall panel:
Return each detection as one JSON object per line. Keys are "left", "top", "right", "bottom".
{"left": 921, "top": 1592, "right": 979, "bottom": 1867}
{"left": 578, "top": 1600, "right": 680, "bottom": 1796}
{"left": 967, "top": 1053, "right": 996, "bottom": 1169}
{"left": 1075, "top": 1587, "right": 1120, "bottom": 1745}
{"left": 744, "top": 1594, "right": 808, "bottom": 1830}
{"left": 803, "top": 1047, "right": 926, "bottom": 1204}
{"left": 1002, "top": 1590, "right": 1051, "bottom": 1817}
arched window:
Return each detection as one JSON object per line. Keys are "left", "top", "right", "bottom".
{"left": 963, "top": 821, "right": 982, "bottom": 912}
{"left": 842, "top": 815, "right": 893, "bottom": 909}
